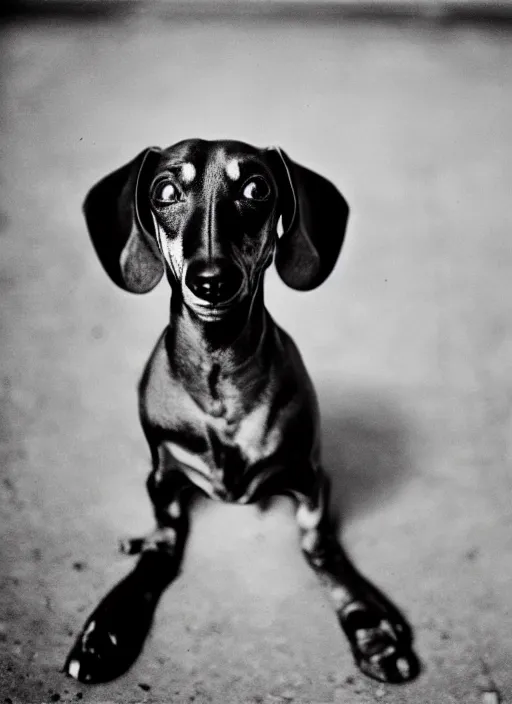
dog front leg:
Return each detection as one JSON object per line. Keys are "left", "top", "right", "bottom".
{"left": 64, "top": 452, "right": 193, "bottom": 684}
{"left": 120, "top": 451, "right": 194, "bottom": 557}
{"left": 295, "top": 474, "right": 420, "bottom": 684}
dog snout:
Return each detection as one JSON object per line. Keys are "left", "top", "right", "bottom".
{"left": 185, "top": 258, "right": 243, "bottom": 304}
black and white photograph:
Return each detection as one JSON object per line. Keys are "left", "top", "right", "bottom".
{"left": 1, "top": 1, "right": 511, "bottom": 702}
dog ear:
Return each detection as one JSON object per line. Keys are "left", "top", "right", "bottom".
{"left": 83, "top": 147, "right": 164, "bottom": 293}
{"left": 267, "top": 147, "right": 349, "bottom": 291}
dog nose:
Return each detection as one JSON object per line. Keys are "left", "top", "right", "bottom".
{"left": 185, "top": 259, "right": 243, "bottom": 304}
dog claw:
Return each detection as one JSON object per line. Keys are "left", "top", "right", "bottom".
{"left": 119, "top": 538, "right": 143, "bottom": 555}
{"left": 120, "top": 529, "right": 177, "bottom": 556}
{"left": 396, "top": 656, "right": 411, "bottom": 679}
{"left": 66, "top": 659, "right": 81, "bottom": 680}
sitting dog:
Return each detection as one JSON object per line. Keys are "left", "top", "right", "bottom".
{"left": 65, "top": 139, "right": 419, "bottom": 685}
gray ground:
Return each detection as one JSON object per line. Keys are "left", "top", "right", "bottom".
{"left": 1, "top": 13, "right": 512, "bottom": 704}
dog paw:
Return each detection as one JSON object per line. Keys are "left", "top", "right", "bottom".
{"left": 65, "top": 606, "right": 155, "bottom": 684}
{"left": 64, "top": 579, "right": 158, "bottom": 683}
{"left": 65, "top": 617, "right": 128, "bottom": 684}
{"left": 339, "top": 601, "right": 420, "bottom": 684}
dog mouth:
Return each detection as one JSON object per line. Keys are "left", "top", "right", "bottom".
{"left": 183, "top": 281, "right": 247, "bottom": 321}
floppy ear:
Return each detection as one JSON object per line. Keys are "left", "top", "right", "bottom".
{"left": 83, "top": 147, "right": 164, "bottom": 293}
{"left": 267, "top": 147, "right": 349, "bottom": 291}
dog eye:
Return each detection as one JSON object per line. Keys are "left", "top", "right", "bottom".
{"left": 153, "top": 181, "right": 180, "bottom": 204}
{"left": 241, "top": 177, "right": 270, "bottom": 202}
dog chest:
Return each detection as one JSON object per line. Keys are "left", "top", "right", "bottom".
{"left": 159, "top": 392, "right": 286, "bottom": 501}
{"left": 141, "top": 326, "right": 316, "bottom": 502}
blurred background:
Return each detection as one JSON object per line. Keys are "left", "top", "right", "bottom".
{"left": 1, "top": 1, "right": 512, "bottom": 702}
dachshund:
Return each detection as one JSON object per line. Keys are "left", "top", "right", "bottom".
{"left": 65, "top": 139, "right": 418, "bottom": 685}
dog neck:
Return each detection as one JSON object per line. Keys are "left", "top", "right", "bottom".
{"left": 166, "top": 285, "right": 273, "bottom": 415}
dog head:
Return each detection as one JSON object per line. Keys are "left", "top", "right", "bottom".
{"left": 84, "top": 139, "right": 349, "bottom": 321}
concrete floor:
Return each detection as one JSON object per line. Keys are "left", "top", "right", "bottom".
{"left": 1, "top": 13, "right": 512, "bottom": 704}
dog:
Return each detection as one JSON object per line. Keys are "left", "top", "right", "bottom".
{"left": 64, "top": 139, "right": 419, "bottom": 685}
